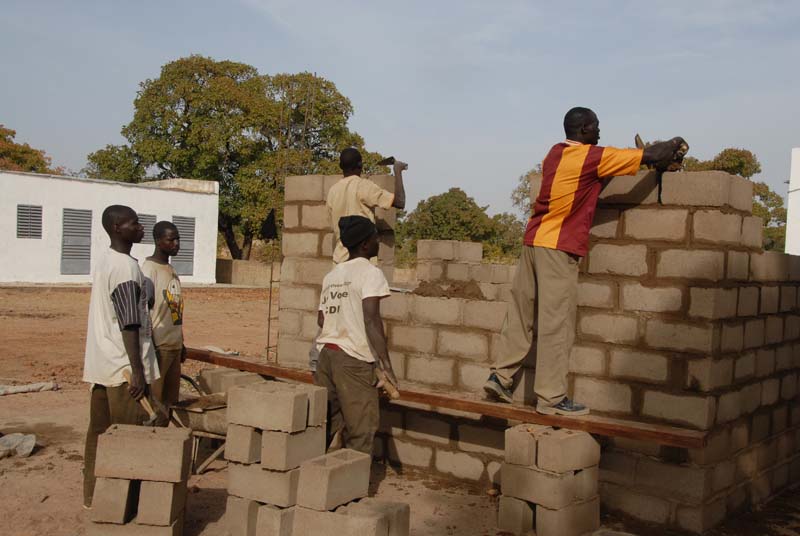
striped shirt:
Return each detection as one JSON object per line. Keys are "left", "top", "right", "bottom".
{"left": 523, "top": 141, "right": 643, "bottom": 257}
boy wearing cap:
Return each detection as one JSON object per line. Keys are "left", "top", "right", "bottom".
{"left": 314, "top": 215, "right": 399, "bottom": 454}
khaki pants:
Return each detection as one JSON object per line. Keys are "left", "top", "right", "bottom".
{"left": 151, "top": 347, "right": 181, "bottom": 426}
{"left": 314, "top": 347, "right": 378, "bottom": 455}
{"left": 492, "top": 245, "right": 579, "bottom": 407}
{"left": 83, "top": 383, "right": 148, "bottom": 506}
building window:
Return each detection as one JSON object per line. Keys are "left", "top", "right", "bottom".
{"left": 172, "top": 215, "right": 195, "bottom": 276}
{"left": 17, "top": 204, "right": 42, "bottom": 239}
{"left": 138, "top": 213, "right": 156, "bottom": 244}
{"left": 61, "top": 208, "right": 92, "bottom": 275}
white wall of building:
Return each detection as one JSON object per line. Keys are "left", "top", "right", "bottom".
{"left": 786, "top": 148, "right": 800, "bottom": 255}
{"left": 1, "top": 171, "right": 219, "bottom": 284}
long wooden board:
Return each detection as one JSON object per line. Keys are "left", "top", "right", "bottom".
{"left": 186, "top": 348, "right": 707, "bottom": 448}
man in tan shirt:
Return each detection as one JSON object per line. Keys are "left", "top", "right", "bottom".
{"left": 327, "top": 147, "right": 407, "bottom": 263}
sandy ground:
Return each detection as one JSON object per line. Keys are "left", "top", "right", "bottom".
{"left": 1, "top": 286, "right": 800, "bottom": 536}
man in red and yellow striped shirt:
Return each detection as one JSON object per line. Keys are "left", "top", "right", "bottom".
{"left": 484, "top": 107, "right": 686, "bottom": 416}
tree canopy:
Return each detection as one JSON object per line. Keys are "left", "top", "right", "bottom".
{"left": 86, "top": 55, "right": 384, "bottom": 259}
{"left": 0, "top": 125, "right": 60, "bottom": 174}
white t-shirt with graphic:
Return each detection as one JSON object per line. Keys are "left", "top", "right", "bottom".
{"left": 316, "top": 257, "right": 391, "bottom": 362}
{"left": 141, "top": 259, "right": 184, "bottom": 351}
{"left": 83, "top": 248, "right": 159, "bottom": 386}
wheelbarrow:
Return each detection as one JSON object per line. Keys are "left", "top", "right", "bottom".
{"left": 171, "top": 374, "right": 228, "bottom": 474}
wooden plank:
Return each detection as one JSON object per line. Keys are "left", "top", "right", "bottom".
{"left": 186, "top": 348, "right": 707, "bottom": 448}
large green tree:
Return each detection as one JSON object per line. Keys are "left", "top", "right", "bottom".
{"left": 0, "top": 125, "right": 60, "bottom": 173}
{"left": 87, "top": 55, "right": 383, "bottom": 259}
{"left": 685, "top": 148, "right": 786, "bottom": 250}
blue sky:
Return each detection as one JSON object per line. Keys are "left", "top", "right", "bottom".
{"left": 2, "top": 0, "right": 799, "bottom": 216}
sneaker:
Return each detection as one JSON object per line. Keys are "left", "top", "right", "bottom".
{"left": 536, "top": 397, "right": 589, "bottom": 416}
{"left": 483, "top": 373, "right": 513, "bottom": 404}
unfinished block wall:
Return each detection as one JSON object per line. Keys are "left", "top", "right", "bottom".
{"left": 277, "top": 170, "right": 800, "bottom": 534}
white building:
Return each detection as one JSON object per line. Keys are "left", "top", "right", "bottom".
{"left": 1, "top": 171, "right": 219, "bottom": 284}
{"left": 786, "top": 149, "right": 800, "bottom": 255}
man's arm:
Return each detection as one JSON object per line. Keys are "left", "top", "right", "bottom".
{"left": 110, "top": 279, "right": 147, "bottom": 400}
{"left": 317, "top": 310, "right": 324, "bottom": 328}
{"left": 642, "top": 137, "right": 687, "bottom": 169}
{"left": 391, "top": 161, "right": 407, "bottom": 209}
{"left": 362, "top": 297, "right": 398, "bottom": 388}
{"left": 121, "top": 328, "right": 146, "bottom": 400}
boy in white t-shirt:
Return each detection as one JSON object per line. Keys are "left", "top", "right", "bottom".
{"left": 315, "top": 216, "right": 399, "bottom": 454}
{"left": 82, "top": 205, "right": 159, "bottom": 508}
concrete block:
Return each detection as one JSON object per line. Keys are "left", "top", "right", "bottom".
{"left": 763, "top": 378, "right": 780, "bottom": 406}
{"left": 597, "top": 170, "right": 659, "bottom": 205}
{"left": 751, "top": 251, "right": 790, "bottom": 282}
{"left": 381, "top": 293, "right": 410, "bottom": 321}
{"left": 389, "top": 325, "right": 436, "bottom": 353}
{"left": 728, "top": 250, "right": 750, "bottom": 280}
{"left": 722, "top": 324, "right": 744, "bottom": 353}
{"left": 279, "top": 284, "right": 320, "bottom": 312}
{"left": 95, "top": 425, "right": 192, "bottom": 483}
{"left": 261, "top": 426, "right": 325, "bottom": 471}
{"left": 599, "top": 449, "right": 637, "bottom": 486}
{"left": 729, "top": 174, "right": 755, "bottom": 212}
{"left": 610, "top": 349, "right": 668, "bottom": 383}
{"left": 620, "top": 283, "right": 682, "bottom": 313}
{"left": 415, "top": 260, "right": 443, "bottom": 281}
{"left": 283, "top": 205, "right": 299, "bottom": 229}
{"left": 227, "top": 382, "right": 309, "bottom": 433}
{"left": 577, "top": 280, "right": 615, "bottom": 308}
{"left": 218, "top": 371, "right": 267, "bottom": 393}
{"left": 405, "top": 412, "right": 450, "bottom": 445}
{"left": 659, "top": 170, "right": 735, "bottom": 207}
{"left": 437, "top": 330, "right": 488, "bottom": 360}
{"left": 766, "top": 315, "right": 784, "bottom": 344}
{"left": 687, "top": 358, "right": 734, "bottom": 391}
{"left": 375, "top": 207, "right": 396, "bottom": 231}
{"left": 405, "top": 356, "right": 454, "bottom": 386}
{"left": 255, "top": 504, "right": 294, "bottom": 536}
{"left": 500, "top": 463, "right": 597, "bottom": 510}
{"left": 497, "top": 495, "right": 534, "bottom": 535}
{"left": 199, "top": 368, "right": 262, "bottom": 394}
{"left": 587, "top": 244, "right": 648, "bottom": 276}
{"left": 457, "top": 424, "right": 505, "bottom": 457}
{"left": 417, "top": 240, "right": 456, "bottom": 260}
{"left": 462, "top": 300, "right": 507, "bottom": 331}
{"left": 741, "top": 383, "right": 762, "bottom": 414}
{"left": 228, "top": 463, "right": 300, "bottom": 507}
{"left": 278, "top": 310, "right": 301, "bottom": 336}
{"left": 285, "top": 175, "right": 324, "bottom": 201}
{"left": 787, "top": 316, "right": 800, "bottom": 340}
{"left": 342, "top": 498, "right": 410, "bottom": 536}
{"left": 435, "top": 449, "right": 485, "bottom": 481}
{"left": 635, "top": 457, "right": 711, "bottom": 503}
{"left": 693, "top": 210, "right": 742, "bottom": 244}
{"left": 569, "top": 345, "right": 606, "bottom": 375}
{"left": 225, "top": 424, "right": 262, "bottom": 464}
{"left": 410, "top": 295, "right": 462, "bottom": 325}
{"left": 281, "top": 258, "right": 332, "bottom": 286}
{"left": 741, "top": 216, "right": 764, "bottom": 248}
{"left": 656, "top": 249, "right": 725, "bottom": 281}
{"left": 712, "top": 460, "right": 736, "bottom": 492}
{"left": 675, "top": 497, "right": 727, "bottom": 534}
{"left": 504, "top": 424, "right": 550, "bottom": 466}
{"left": 641, "top": 391, "right": 716, "bottom": 430}
{"left": 716, "top": 390, "right": 742, "bottom": 424}
{"left": 536, "top": 497, "right": 600, "bottom": 536}
{"left": 781, "top": 285, "right": 797, "bottom": 312}
{"left": 276, "top": 336, "right": 313, "bottom": 368}
{"left": 579, "top": 313, "right": 638, "bottom": 344}
{"left": 600, "top": 482, "right": 670, "bottom": 524}
{"left": 458, "top": 362, "right": 488, "bottom": 390}
{"left": 623, "top": 208, "right": 687, "bottom": 241}
{"left": 738, "top": 286, "right": 759, "bottom": 317}
{"left": 782, "top": 374, "right": 798, "bottom": 400}
{"left": 386, "top": 438, "right": 433, "bottom": 468}
{"left": 489, "top": 264, "right": 516, "bottom": 284}
{"left": 455, "top": 241, "right": 483, "bottom": 262}
{"left": 226, "top": 494, "right": 259, "bottom": 536}
{"left": 689, "top": 287, "right": 737, "bottom": 319}
{"left": 297, "top": 449, "right": 371, "bottom": 510}
{"left": 644, "top": 319, "right": 715, "bottom": 353}
{"left": 86, "top": 518, "right": 183, "bottom": 536}
{"left": 776, "top": 344, "right": 794, "bottom": 371}
{"left": 573, "top": 378, "right": 632, "bottom": 414}
{"left": 590, "top": 208, "right": 620, "bottom": 238}
{"left": 301, "top": 204, "right": 329, "bottom": 230}
{"left": 293, "top": 383, "right": 328, "bottom": 427}
{"left": 536, "top": 429, "right": 600, "bottom": 472}
{"left": 744, "top": 318, "right": 765, "bottom": 349}
{"left": 321, "top": 232, "right": 334, "bottom": 257}
{"left": 90, "top": 477, "right": 139, "bottom": 524}
{"left": 762, "top": 286, "right": 780, "bottom": 314}
{"left": 444, "top": 262, "right": 470, "bottom": 281}
{"left": 137, "top": 481, "right": 186, "bottom": 527}
{"left": 292, "top": 506, "right": 388, "bottom": 536}
{"left": 282, "top": 232, "right": 321, "bottom": 258}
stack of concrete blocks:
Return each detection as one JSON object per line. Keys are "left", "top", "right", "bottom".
{"left": 88, "top": 425, "right": 192, "bottom": 535}
{"left": 415, "top": 239, "right": 516, "bottom": 301}
{"left": 199, "top": 368, "right": 267, "bottom": 394}
{"left": 568, "top": 170, "right": 800, "bottom": 533}
{"left": 223, "top": 380, "right": 327, "bottom": 535}
{"left": 279, "top": 174, "right": 396, "bottom": 368}
{"left": 498, "top": 424, "right": 600, "bottom": 536}
{"left": 293, "top": 449, "right": 411, "bottom": 535}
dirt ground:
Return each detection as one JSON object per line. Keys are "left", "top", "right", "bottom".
{"left": 1, "top": 286, "right": 799, "bottom": 536}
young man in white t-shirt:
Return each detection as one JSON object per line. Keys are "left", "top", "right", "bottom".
{"left": 315, "top": 215, "right": 399, "bottom": 454}
{"left": 82, "top": 205, "right": 159, "bottom": 508}
{"left": 141, "top": 221, "right": 185, "bottom": 427}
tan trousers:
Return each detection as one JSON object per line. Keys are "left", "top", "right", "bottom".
{"left": 492, "top": 245, "right": 579, "bottom": 407}
{"left": 151, "top": 347, "right": 182, "bottom": 426}
{"left": 314, "top": 347, "right": 378, "bottom": 455}
{"left": 83, "top": 383, "right": 148, "bottom": 506}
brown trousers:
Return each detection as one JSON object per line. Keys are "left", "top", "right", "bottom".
{"left": 314, "top": 347, "right": 378, "bottom": 455}
{"left": 83, "top": 383, "right": 148, "bottom": 506}
{"left": 151, "top": 347, "right": 182, "bottom": 426}
{"left": 491, "top": 245, "right": 579, "bottom": 407}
